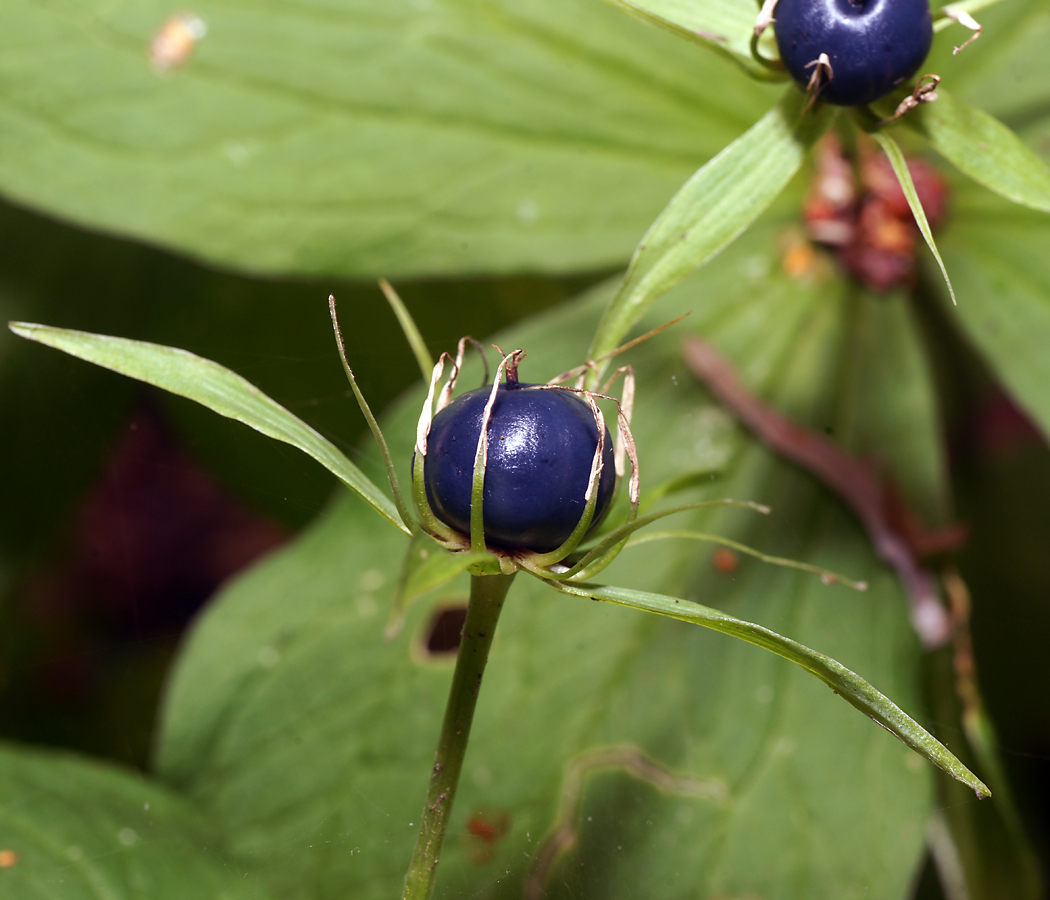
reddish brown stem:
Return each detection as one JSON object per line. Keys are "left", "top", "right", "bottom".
{"left": 682, "top": 336, "right": 950, "bottom": 647}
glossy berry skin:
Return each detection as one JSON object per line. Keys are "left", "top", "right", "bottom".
{"left": 423, "top": 383, "right": 616, "bottom": 553}
{"left": 774, "top": 0, "right": 933, "bottom": 107}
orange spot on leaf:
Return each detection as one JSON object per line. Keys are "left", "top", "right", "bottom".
{"left": 711, "top": 548, "right": 739, "bottom": 575}
{"left": 462, "top": 811, "right": 510, "bottom": 864}
{"left": 150, "top": 13, "right": 207, "bottom": 71}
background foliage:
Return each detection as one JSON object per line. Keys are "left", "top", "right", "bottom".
{"left": 1, "top": 0, "right": 1049, "bottom": 898}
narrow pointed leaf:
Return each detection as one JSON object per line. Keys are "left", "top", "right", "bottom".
{"left": 905, "top": 88, "right": 1050, "bottom": 213}
{"left": 589, "top": 90, "right": 833, "bottom": 362}
{"left": 870, "top": 130, "right": 957, "bottom": 304}
{"left": 9, "top": 322, "right": 410, "bottom": 535}
{"left": 549, "top": 580, "right": 989, "bottom": 798}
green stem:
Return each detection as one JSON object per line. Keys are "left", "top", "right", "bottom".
{"left": 401, "top": 571, "right": 516, "bottom": 900}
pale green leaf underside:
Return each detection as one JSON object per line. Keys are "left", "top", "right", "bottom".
{"left": 0, "top": 743, "right": 272, "bottom": 900}
{"left": 553, "top": 581, "right": 988, "bottom": 797}
{"left": 589, "top": 90, "right": 833, "bottom": 362}
{"left": 8, "top": 322, "right": 409, "bottom": 535}
{"left": 0, "top": 0, "right": 774, "bottom": 279}
{"left": 907, "top": 89, "right": 1050, "bottom": 213}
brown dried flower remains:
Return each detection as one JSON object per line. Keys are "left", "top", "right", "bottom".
{"left": 804, "top": 133, "right": 950, "bottom": 292}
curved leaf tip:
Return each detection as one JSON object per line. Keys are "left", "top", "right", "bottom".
{"left": 553, "top": 579, "right": 991, "bottom": 798}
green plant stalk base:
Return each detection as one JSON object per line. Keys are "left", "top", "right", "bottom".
{"left": 401, "top": 571, "right": 517, "bottom": 900}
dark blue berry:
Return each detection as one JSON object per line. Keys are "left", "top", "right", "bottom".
{"left": 423, "top": 383, "right": 617, "bottom": 553}
{"left": 774, "top": 0, "right": 933, "bottom": 107}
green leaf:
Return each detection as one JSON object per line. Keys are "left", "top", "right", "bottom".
{"left": 938, "top": 183, "right": 1050, "bottom": 441}
{"left": 602, "top": 0, "right": 759, "bottom": 69}
{"left": 588, "top": 90, "right": 833, "bottom": 363}
{"left": 836, "top": 291, "right": 949, "bottom": 522}
{"left": 156, "top": 217, "right": 948, "bottom": 899}
{"left": 870, "top": 130, "right": 957, "bottom": 304}
{"left": 905, "top": 88, "right": 1050, "bottom": 213}
{"left": 0, "top": 742, "right": 272, "bottom": 900}
{"left": 0, "top": 0, "right": 775, "bottom": 278}
{"left": 924, "top": 0, "right": 1050, "bottom": 125}
{"left": 8, "top": 322, "right": 411, "bottom": 535}
{"left": 551, "top": 581, "right": 987, "bottom": 796}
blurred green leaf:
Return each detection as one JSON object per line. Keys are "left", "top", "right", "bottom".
{"left": 938, "top": 182, "right": 1050, "bottom": 441}
{"left": 0, "top": 742, "right": 272, "bottom": 900}
{"left": 9, "top": 322, "right": 410, "bottom": 534}
{"left": 836, "top": 292, "right": 949, "bottom": 522}
{"left": 915, "top": 0, "right": 1050, "bottom": 472}
{"left": 156, "top": 217, "right": 944, "bottom": 899}
{"left": 925, "top": 0, "right": 1050, "bottom": 124}
{"left": 589, "top": 91, "right": 832, "bottom": 362}
{"left": 905, "top": 89, "right": 1050, "bottom": 213}
{"left": 0, "top": 0, "right": 774, "bottom": 278}
{"left": 603, "top": 0, "right": 757, "bottom": 68}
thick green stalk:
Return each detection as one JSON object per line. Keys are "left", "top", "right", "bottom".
{"left": 401, "top": 571, "right": 516, "bottom": 900}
